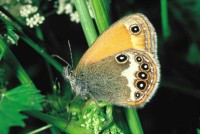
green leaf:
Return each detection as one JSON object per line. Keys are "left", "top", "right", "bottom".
{"left": 0, "top": 84, "right": 45, "bottom": 134}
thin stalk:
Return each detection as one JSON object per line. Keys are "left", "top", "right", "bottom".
{"left": 89, "top": 0, "right": 110, "bottom": 33}
{"left": 36, "top": 27, "right": 54, "bottom": 89}
{"left": 162, "top": 81, "right": 200, "bottom": 99}
{"left": 27, "top": 124, "right": 52, "bottom": 134}
{"left": 161, "top": 0, "right": 171, "bottom": 40}
{"left": 0, "top": 6, "right": 24, "bottom": 29}
{"left": 0, "top": 37, "right": 35, "bottom": 87}
{"left": 73, "top": 0, "right": 98, "bottom": 46}
{"left": 74, "top": 0, "right": 143, "bottom": 133}
{"left": 18, "top": 31, "right": 63, "bottom": 73}
{"left": 125, "top": 108, "right": 144, "bottom": 134}
{"left": 26, "top": 110, "right": 93, "bottom": 134}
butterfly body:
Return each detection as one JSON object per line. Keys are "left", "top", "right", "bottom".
{"left": 64, "top": 13, "right": 160, "bottom": 107}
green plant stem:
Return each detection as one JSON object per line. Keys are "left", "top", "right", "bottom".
{"left": 0, "top": 6, "right": 24, "bottom": 29}
{"left": 89, "top": 0, "right": 110, "bottom": 33}
{"left": 0, "top": 40, "right": 4, "bottom": 60}
{"left": 26, "top": 110, "right": 93, "bottom": 134}
{"left": 18, "top": 32, "right": 63, "bottom": 73}
{"left": 0, "top": 37, "right": 35, "bottom": 87}
{"left": 27, "top": 124, "right": 52, "bottom": 134}
{"left": 161, "top": 0, "right": 171, "bottom": 40}
{"left": 73, "top": 0, "right": 98, "bottom": 46}
{"left": 74, "top": 0, "right": 143, "bottom": 133}
{"left": 125, "top": 108, "right": 144, "bottom": 134}
{"left": 36, "top": 27, "right": 54, "bottom": 89}
{"left": 162, "top": 81, "right": 200, "bottom": 99}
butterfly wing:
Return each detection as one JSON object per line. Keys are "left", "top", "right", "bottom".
{"left": 72, "top": 13, "right": 160, "bottom": 107}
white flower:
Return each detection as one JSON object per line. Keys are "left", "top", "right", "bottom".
{"left": 20, "top": 5, "right": 38, "bottom": 17}
{"left": 65, "top": 3, "right": 73, "bottom": 14}
{"left": 26, "top": 13, "right": 45, "bottom": 28}
{"left": 56, "top": 0, "right": 66, "bottom": 14}
{"left": 26, "top": 17, "right": 35, "bottom": 28}
{"left": 70, "top": 11, "right": 80, "bottom": 23}
{"left": 33, "top": 13, "right": 45, "bottom": 25}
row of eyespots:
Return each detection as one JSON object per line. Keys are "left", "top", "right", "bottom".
{"left": 134, "top": 55, "right": 150, "bottom": 99}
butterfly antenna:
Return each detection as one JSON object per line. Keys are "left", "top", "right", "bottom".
{"left": 51, "top": 54, "right": 72, "bottom": 69}
{"left": 68, "top": 40, "right": 74, "bottom": 69}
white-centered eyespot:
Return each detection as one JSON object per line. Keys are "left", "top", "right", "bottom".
{"left": 136, "top": 71, "right": 148, "bottom": 80}
{"left": 135, "top": 55, "right": 143, "bottom": 63}
{"left": 130, "top": 24, "right": 141, "bottom": 35}
{"left": 115, "top": 54, "right": 129, "bottom": 64}
{"left": 134, "top": 80, "right": 147, "bottom": 91}
{"left": 140, "top": 63, "right": 150, "bottom": 71}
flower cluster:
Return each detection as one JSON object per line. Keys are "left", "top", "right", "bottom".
{"left": 103, "top": 124, "right": 124, "bottom": 134}
{"left": 81, "top": 107, "right": 106, "bottom": 134}
{"left": 19, "top": 4, "right": 45, "bottom": 28}
{"left": 20, "top": 5, "right": 38, "bottom": 17}
{"left": 26, "top": 13, "right": 45, "bottom": 28}
{"left": 56, "top": 0, "right": 94, "bottom": 23}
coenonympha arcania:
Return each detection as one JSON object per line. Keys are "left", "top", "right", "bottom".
{"left": 64, "top": 13, "right": 160, "bottom": 108}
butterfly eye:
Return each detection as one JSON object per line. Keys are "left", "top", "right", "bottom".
{"left": 135, "top": 80, "right": 147, "bottom": 91}
{"left": 115, "top": 54, "right": 129, "bottom": 64}
{"left": 135, "top": 56, "right": 143, "bottom": 63}
{"left": 130, "top": 25, "right": 141, "bottom": 34}
{"left": 140, "top": 63, "right": 150, "bottom": 71}
{"left": 137, "top": 71, "right": 148, "bottom": 80}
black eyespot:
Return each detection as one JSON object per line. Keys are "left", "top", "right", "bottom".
{"left": 136, "top": 81, "right": 146, "bottom": 90}
{"left": 115, "top": 54, "right": 128, "bottom": 63}
{"left": 141, "top": 63, "right": 149, "bottom": 71}
{"left": 135, "top": 56, "right": 143, "bottom": 63}
{"left": 135, "top": 92, "right": 141, "bottom": 99}
{"left": 138, "top": 72, "right": 148, "bottom": 80}
{"left": 130, "top": 25, "right": 141, "bottom": 34}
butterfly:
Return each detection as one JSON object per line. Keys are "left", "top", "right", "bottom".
{"left": 64, "top": 13, "right": 160, "bottom": 108}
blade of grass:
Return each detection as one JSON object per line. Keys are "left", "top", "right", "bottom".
{"left": 161, "top": 0, "right": 171, "bottom": 40}
{"left": 0, "top": 37, "right": 35, "bottom": 86}
{"left": 89, "top": 0, "right": 110, "bottom": 33}
{"left": 26, "top": 110, "right": 93, "bottom": 134}
{"left": 27, "top": 124, "right": 52, "bottom": 134}
{"left": 36, "top": 27, "right": 54, "bottom": 89}
{"left": 74, "top": 0, "right": 143, "bottom": 133}
{"left": 125, "top": 108, "right": 144, "bottom": 134}
{"left": 90, "top": 1, "right": 143, "bottom": 133}
{"left": 73, "top": 0, "right": 97, "bottom": 46}
{"left": 18, "top": 31, "right": 63, "bottom": 73}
